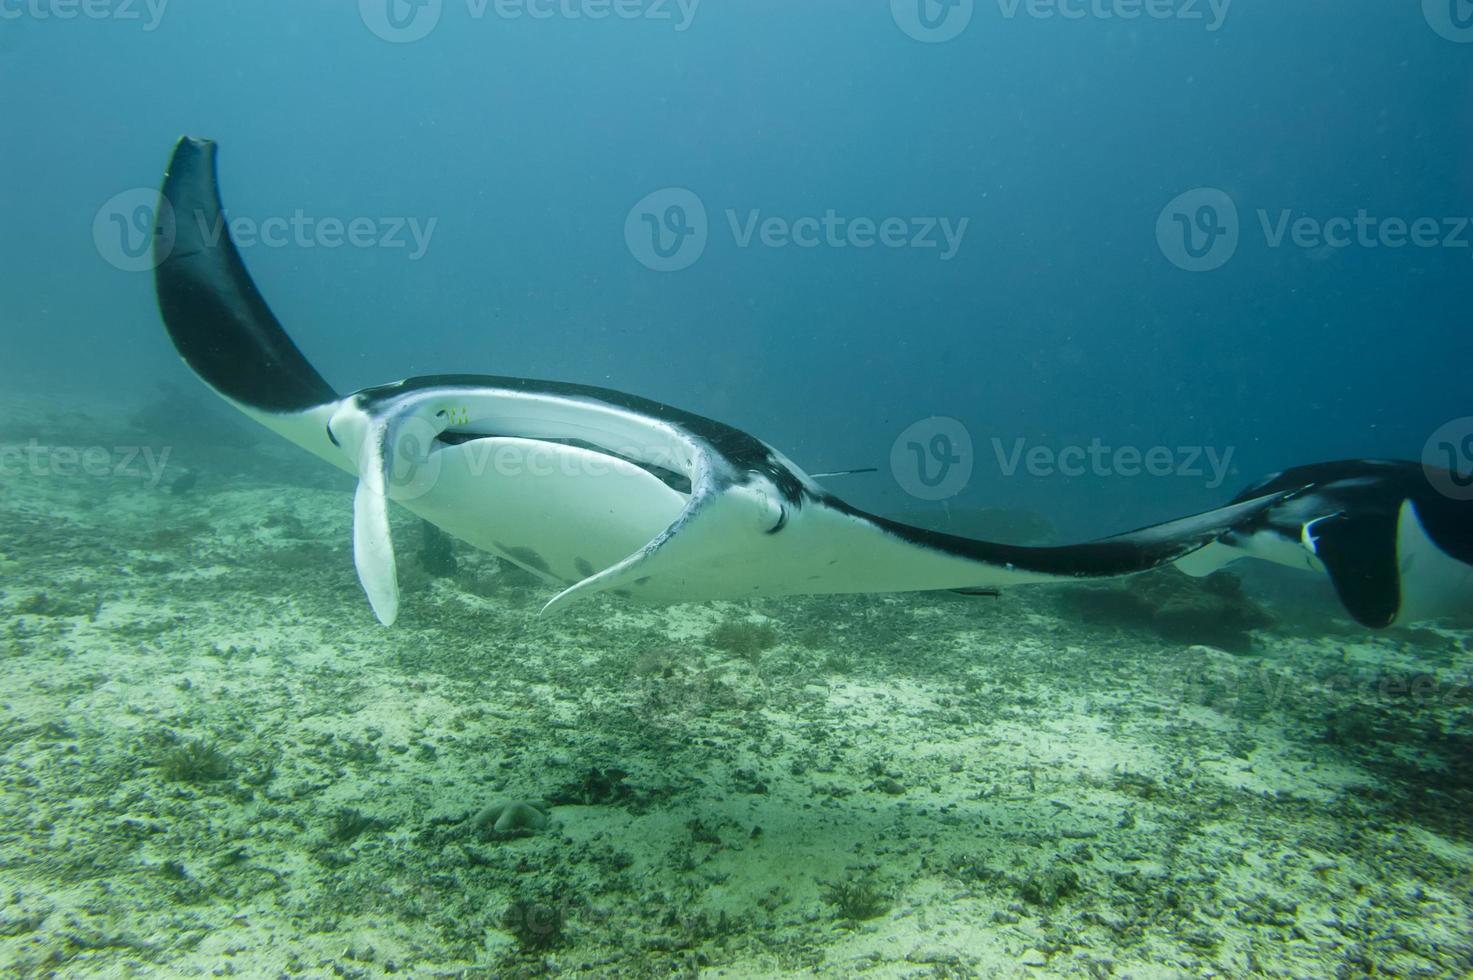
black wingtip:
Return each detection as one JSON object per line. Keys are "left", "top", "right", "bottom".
{"left": 155, "top": 137, "right": 339, "bottom": 414}
{"left": 1309, "top": 513, "right": 1402, "bottom": 629}
{"left": 174, "top": 134, "right": 217, "bottom": 161}
{"left": 158, "top": 136, "right": 219, "bottom": 264}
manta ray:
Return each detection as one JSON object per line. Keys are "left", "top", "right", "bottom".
{"left": 152, "top": 137, "right": 1472, "bottom": 630}
{"left": 1176, "top": 461, "right": 1473, "bottom": 628}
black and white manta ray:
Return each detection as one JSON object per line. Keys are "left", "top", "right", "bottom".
{"left": 153, "top": 137, "right": 1471, "bottom": 629}
{"left": 1176, "top": 461, "right": 1473, "bottom": 629}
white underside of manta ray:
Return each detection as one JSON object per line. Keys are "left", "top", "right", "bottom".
{"left": 152, "top": 138, "right": 1473, "bottom": 630}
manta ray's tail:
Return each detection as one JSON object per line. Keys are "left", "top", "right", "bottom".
{"left": 155, "top": 137, "right": 340, "bottom": 413}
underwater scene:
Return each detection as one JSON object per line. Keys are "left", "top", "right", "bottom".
{"left": 2, "top": 2, "right": 1473, "bottom": 977}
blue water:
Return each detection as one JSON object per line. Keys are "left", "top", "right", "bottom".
{"left": 3, "top": 0, "right": 1470, "bottom": 535}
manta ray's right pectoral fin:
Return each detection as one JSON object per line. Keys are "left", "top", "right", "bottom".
{"left": 349, "top": 421, "right": 400, "bottom": 627}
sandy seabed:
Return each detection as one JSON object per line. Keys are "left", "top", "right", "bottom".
{"left": 1, "top": 393, "right": 1469, "bottom": 978}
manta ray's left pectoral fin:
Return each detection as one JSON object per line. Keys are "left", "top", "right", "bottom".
{"left": 351, "top": 423, "right": 401, "bottom": 627}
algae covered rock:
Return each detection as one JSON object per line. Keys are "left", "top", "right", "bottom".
{"left": 158, "top": 737, "right": 233, "bottom": 784}
{"left": 1017, "top": 864, "right": 1082, "bottom": 908}
{"left": 1060, "top": 568, "right": 1270, "bottom": 652}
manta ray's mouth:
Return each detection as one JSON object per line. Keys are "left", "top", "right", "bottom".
{"left": 434, "top": 430, "right": 694, "bottom": 495}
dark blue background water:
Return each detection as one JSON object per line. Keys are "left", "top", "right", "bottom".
{"left": 3, "top": 0, "right": 1470, "bottom": 535}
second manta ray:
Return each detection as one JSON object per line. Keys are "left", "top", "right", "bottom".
{"left": 153, "top": 138, "right": 1473, "bottom": 629}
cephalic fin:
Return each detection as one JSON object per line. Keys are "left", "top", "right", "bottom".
{"left": 352, "top": 423, "right": 400, "bottom": 626}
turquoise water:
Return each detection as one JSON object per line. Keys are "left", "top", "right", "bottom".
{"left": 2, "top": 3, "right": 1471, "bottom": 976}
